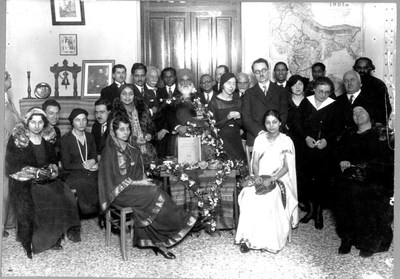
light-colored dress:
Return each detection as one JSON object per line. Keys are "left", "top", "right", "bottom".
{"left": 235, "top": 133, "right": 299, "bottom": 253}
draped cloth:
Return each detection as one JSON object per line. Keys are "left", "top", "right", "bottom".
{"left": 98, "top": 118, "right": 197, "bottom": 248}
{"left": 235, "top": 133, "right": 299, "bottom": 253}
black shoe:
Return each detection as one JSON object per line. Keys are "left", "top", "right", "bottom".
{"left": 359, "top": 250, "right": 374, "bottom": 258}
{"left": 153, "top": 248, "right": 176, "bottom": 259}
{"left": 338, "top": 239, "right": 352, "bottom": 254}
{"left": 3, "top": 230, "right": 9, "bottom": 238}
{"left": 22, "top": 243, "right": 33, "bottom": 259}
{"left": 51, "top": 243, "right": 63, "bottom": 250}
{"left": 240, "top": 243, "right": 250, "bottom": 253}
{"left": 299, "top": 213, "right": 313, "bottom": 224}
{"left": 67, "top": 226, "right": 81, "bottom": 243}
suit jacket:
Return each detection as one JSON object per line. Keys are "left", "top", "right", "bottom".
{"left": 241, "top": 82, "right": 289, "bottom": 146}
{"left": 133, "top": 84, "right": 158, "bottom": 110}
{"left": 91, "top": 121, "right": 108, "bottom": 155}
{"left": 100, "top": 83, "right": 120, "bottom": 104}
{"left": 195, "top": 90, "right": 217, "bottom": 105}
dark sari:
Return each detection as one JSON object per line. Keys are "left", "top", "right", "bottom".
{"left": 98, "top": 119, "right": 196, "bottom": 248}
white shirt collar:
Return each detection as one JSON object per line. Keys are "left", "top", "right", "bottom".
{"left": 307, "top": 95, "right": 335, "bottom": 110}
{"left": 167, "top": 84, "right": 176, "bottom": 92}
{"left": 134, "top": 83, "right": 143, "bottom": 91}
{"left": 115, "top": 81, "right": 124, "bottom": 87}
{"left": 258, "top": 81, "right": 270, "bottom": 91}
{"left": 277, "top": 81, "right": 287, "bottom": 87}
{"left": 347, "top": 89, "right": 361, "bottom": 100}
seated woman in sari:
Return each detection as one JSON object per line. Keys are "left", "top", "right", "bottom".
{"left": 235, "top": 110, "right": 299, "bottom": 253}
{"left": 333, "top": 103, "right": 393, "bottom": 258}
{"left": 98, "top": 115, "right": 197, "bottom": 259}
{"left": 6, "top": 107, "right": 80, "bottom": 259}
{"left": 109, "top": 84, "right": 157, "bottom": 167}
{"left": 61, "top": 108, "right": 99, "bottom": 216}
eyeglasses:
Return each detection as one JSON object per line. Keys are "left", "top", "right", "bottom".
{"left": 253, "top": 68, "right": 268, "bottom": 75}
{"left": 201, "top": 80, "right": 213, "bottom": 84}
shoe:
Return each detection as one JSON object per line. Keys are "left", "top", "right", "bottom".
{"left": 3, "top": 230, "right": 9, "bottom": 238}
{"left": 299, "top": 213, "right": 313, "bottom": 224}
{"left": 22, "top": 242, "right": 33, "bottom": 259}
{"left": 153, "top": 248, "right": 176, "bottom": 259}
{"left": 67, "top": 226, "right": 81, "bottom": 243}
{"left": 240, "top": 243, "right": 250, "bottom": 253}
{"left": 51, "top": 243, "right": 63, "bottom": 250}
{"left": 338, "top": 239, "right": 352, "bottom": 254}
{"left": 359, "top": 250, "right": 374, "bottom": 258}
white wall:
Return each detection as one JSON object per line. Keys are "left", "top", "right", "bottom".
{"left": 6, "top": 0, "right": 141, "bottom": 111}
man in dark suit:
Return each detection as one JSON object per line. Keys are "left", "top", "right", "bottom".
{"left": 273, "top": 61, "right": 289, "bottom": 88}
{"left": 131, "top": 63, "right": 158, "bottom": 112}
{"left": 42, "top": 99, "right": 62, "bottom": 161}
{"left": 212, "top": 65, "right": 229, "bottom": 92}
{"left": 157, "top": 67, "right": 178, "bottom": 103}
{"left": 91, "top": 98, "right": 111, "bottom": 159}
{"left": 353, "top": 57, "right": 392, "bottom": 125}
{"left": 305, "top": 62, "right": 326, "bottom": 96}
{"left": 242, "top": 58, "right": 289, "bottom": 146}
{"left": 196, "top": 74, "right": 216, "bottom": 105}
{"left": 100, "top": 64, "right": 126, "bottom": 104}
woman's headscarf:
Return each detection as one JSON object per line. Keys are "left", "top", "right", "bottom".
{"left": 24, "top": 107, "right": 47, "bottom": 125}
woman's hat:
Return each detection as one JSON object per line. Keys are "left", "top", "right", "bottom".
{"left": 219, "top": 73, "right": 236, "bottom": 91}
{"left": 24, "top": 107, "right": 47, "bottom": 124}
{"left": 68, "top": 108, "right": 88, "bottom": 125}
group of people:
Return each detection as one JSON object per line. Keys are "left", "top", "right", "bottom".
{"left": 2, "top": 55, "right": 393, "bottom": 260}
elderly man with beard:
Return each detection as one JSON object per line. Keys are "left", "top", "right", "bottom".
{"left": 155, "top": 68, "right": 203, "bottom": 156}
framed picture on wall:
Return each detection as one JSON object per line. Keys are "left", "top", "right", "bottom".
{"left": 81, "top": 60, "right": 115, "bottom": 98}
{"left": 51, "top": 0, "right": 85, "bottom": 25}
{"left": 59, "top": 34, "right": 77, "bottom": 55}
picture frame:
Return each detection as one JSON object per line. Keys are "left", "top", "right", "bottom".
{"left": 59, "top": 34, "right": 77, "bottom": 55}
{"left": 81, "top": 60, "right": 115, "bottom": 98}
{"left": 51, "top": 0, "right": 85, "bottom": 25}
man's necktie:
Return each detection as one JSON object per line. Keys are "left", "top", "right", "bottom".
{"left": 168, "top": 87, "right": 173, "bottom": 98}
{"left": 206, "top": 93, "right": 210, "bottom": 103}
{"left": 263, "top": 85, "right": 267, "bottom": 96}
{"left": 278, "top": 83, "right": 284, "bottom": 87}
{"left": 141, "top": 87, "right": 144, "bottom": 96}
{"left": 101, "top": 123, "right": 106, "bottom": 136}
{"left": 349, "top": 95, "right": 354, "bottom": 104}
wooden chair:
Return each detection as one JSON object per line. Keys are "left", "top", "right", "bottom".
{"left": 105, "top": 204, "right": 135, "bottom": 261}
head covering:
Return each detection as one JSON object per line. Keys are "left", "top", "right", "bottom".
{"left": 24, "top": 107, "right": 47, "bottom": 125}
{"left": 176, "top": 68, "right": 194, "bottom": 82}
{"left": 68, "top": 108, "right": 88, "bottom": 125}
{"left": 352, "top": 97, "right": 375, "bottom": 121}
{"left": 219, "top": 73, "right": 236, "bottom": 93}
{"left": 286, "top": 75, "right": 308, "bottom": 91}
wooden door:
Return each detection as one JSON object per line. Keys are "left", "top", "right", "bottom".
{"left": 141, "top": 1, "right": 241, "bottom": 86}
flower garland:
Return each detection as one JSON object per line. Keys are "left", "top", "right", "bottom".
{"left": 147, "top": 159, "right": 245, "bottom": 233}
{"left": 147, "top": 95, "right": 247, "bottom": 232}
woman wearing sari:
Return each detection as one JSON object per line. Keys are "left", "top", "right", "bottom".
{"left": 235, "top": 110, "right": 299, "bottom": 253}
{"left": 98, "top": 115, "right": 197, "bottom": 259}
{"left": 6, "top": 107, "right": 80, "bottom": 259}
{"left": 109, "top": 84, "right": 157, "bottom": 167}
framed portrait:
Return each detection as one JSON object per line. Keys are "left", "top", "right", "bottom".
{"left": 59, "top": 34, "right": 77, "bottom": 55}
{"left": 51, "top": 0, "right": 85, "bottom": 25}
{"left": 81, "top": 60, "right": 115, "bottom": 98}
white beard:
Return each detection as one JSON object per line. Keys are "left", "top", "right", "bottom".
{"left": 178, "top": 83, "right": 195, "bottom": 97}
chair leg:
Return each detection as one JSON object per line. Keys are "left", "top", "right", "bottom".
{"left": 105, "top": 211, "right": 111, "bottom": 246}
{"left": 120, "top": 211, "right": 127, "bottom": 261}
{"left": 288, "top": 216, "right": 292, "bottom": 243}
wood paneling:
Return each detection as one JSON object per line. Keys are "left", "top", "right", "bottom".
{"left": 141, "top": 1, "right": 241, "bottom": 86}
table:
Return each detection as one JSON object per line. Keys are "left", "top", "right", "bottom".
{"left": 165, "top": 169, "right": 238, "bottom": 230}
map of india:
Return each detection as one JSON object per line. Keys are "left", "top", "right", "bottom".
{"left": 270, "top": 2, "right": 362, "bottom": 80}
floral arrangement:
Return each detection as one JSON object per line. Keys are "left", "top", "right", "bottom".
{"left": 147, "top": 159, "right": 245, "bottom": 233}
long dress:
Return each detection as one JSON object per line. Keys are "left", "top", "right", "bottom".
{"left": 61, "top": 131, "right": 99, "bottom": 215}
{"left": 208, "top": 97, "right": 246, "bottom": 161}
{"left": 6, "top": 136, "right": 80, "bottom": 255}
{"left": 333, "top": 127, "right": 393, "bottom": 253}
{"left": 235, "top": 133, "right": 299, "bottom": 253}
{"left": 98, "top": 121, "right": 197, "bottom": 248}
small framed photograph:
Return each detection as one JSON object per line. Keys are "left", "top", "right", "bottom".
{"left": 59, "top": 34, "right": 77, "bottom": 55}
{"left": 51, "top": 0, "right": 85, "bottom": 25}
{"left": 81, "top": 60, "right": 115, "bottom": 98}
